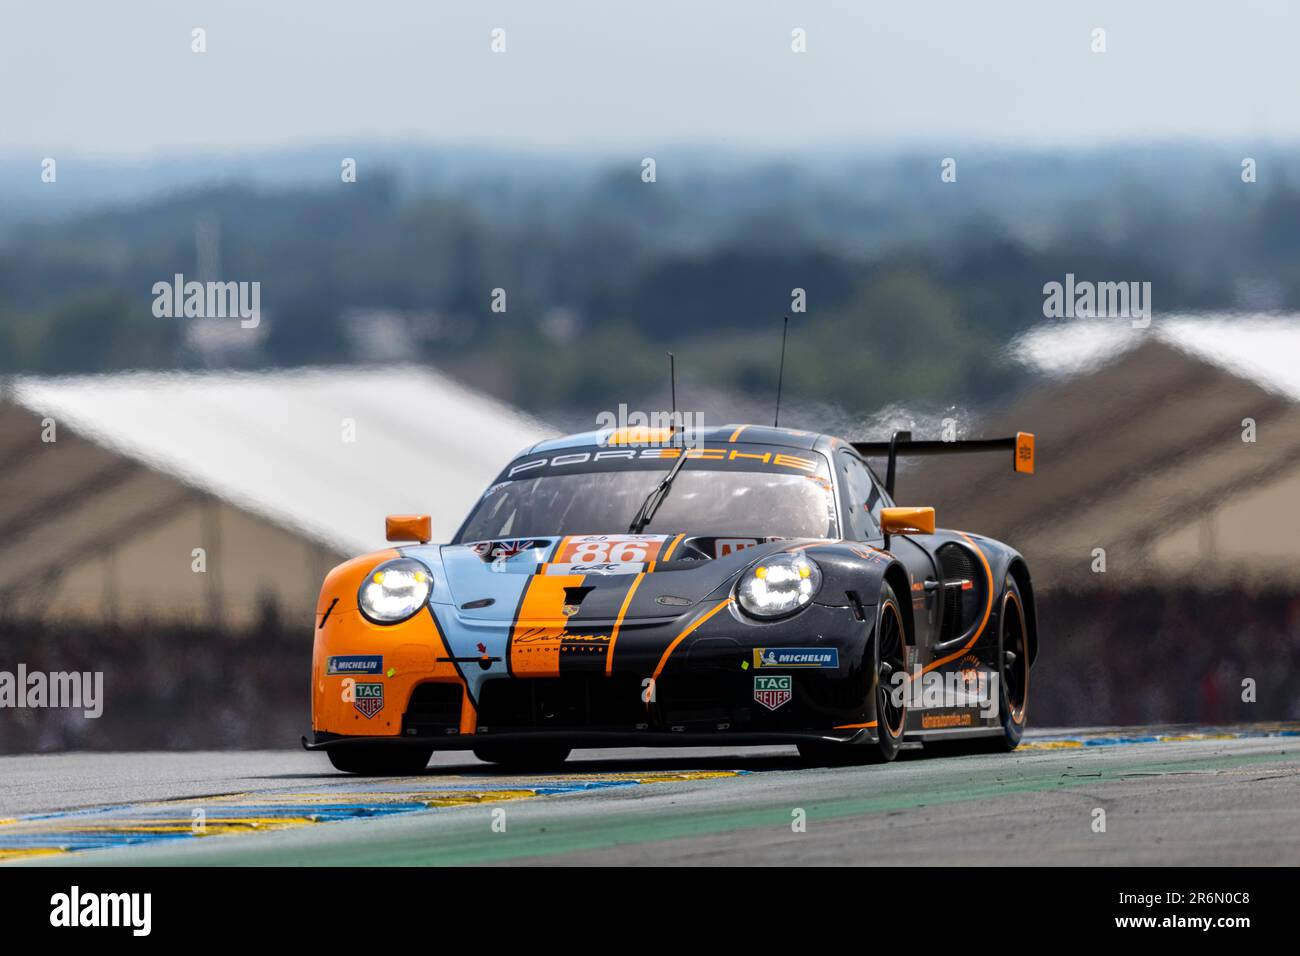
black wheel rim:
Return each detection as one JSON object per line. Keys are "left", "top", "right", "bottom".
{"left": 876, "top": 599, "right": 907, "bottom": 737}
{"left": 1001, "top": 592, "right": 1028, "bottom": 724}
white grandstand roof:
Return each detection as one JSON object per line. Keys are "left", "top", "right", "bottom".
{"left": 7, "top": 365, "right": 554, "bottom": 554}
{"left": 1010, "top": 313, "right": 1300, "bottom": 400}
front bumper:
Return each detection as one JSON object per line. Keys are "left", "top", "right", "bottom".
{"left": 312, "top": 598, "right": 876, "bottom": 744}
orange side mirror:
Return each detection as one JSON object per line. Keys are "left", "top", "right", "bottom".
{"left": 386, "top": 514, "right": 432, "bottom": 544}
{"left": 880, "top": 506, "right": 935, "bottom": 536}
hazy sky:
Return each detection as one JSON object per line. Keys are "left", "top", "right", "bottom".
{"left": 3, "top": 0, "right": 1297, "bottom": 158}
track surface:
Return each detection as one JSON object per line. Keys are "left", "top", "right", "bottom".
{"left": 2, "top": 725, "right": 1298, "bottom": 865}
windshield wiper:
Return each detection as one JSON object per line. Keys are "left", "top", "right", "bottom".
{"left": 628, "top": 450, "right": 691, "bottom": 534}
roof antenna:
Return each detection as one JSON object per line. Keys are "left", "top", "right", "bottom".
{"left": 668, "top": 351, "right": 676, "bottom": 420}
{"left": 773, "top": 316, "right": 789, "bottom": 428}
{"left": 667, "top": 351, "right": 680, "bottom": 444}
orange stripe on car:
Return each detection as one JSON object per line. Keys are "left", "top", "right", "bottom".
{"left": 458, "top": 686, "right": 478, "bottom": 734}
{"left": 605, "top": 572, "right": 647, "bottom": 676}
{"left": 728, "top": 424, "right": 748, "bottom": 442}
{"left": 422, "top": 606, "right": 481, "bottom": 730}
{"left": 609, "top": 425, "right": 675, "bottom": 445}
{"left": 509, "top": 574, "right": 585, "bottom": 676}
{"left": 833, "top": 721, "right": 877, "bottom": 730}
{"left": 909, "top": 533, "right": 994, "bottom": 679}
{"left": 538, "top": 535, "right": 572, "bottom": 575}
{"left": 661, "top": 532, "right": 686, "bottom": 561}
{"left": 651, "top": 598, "right": 733, "bottom": 682}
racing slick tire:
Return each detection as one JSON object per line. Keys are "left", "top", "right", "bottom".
{"left": 986, "top": 573, "right": 1029, "bottom": 751}
{"left": 798, "top": 580, "right": 907, "bottom": 766}
{"left": 473, "top": 744, "right": 571, "bottom": 770}
{"left": 327, "top": 745, "right": 433, "bottom": 775}
{"left": 936, "top": 573, "right": 1030, "bottom": 756}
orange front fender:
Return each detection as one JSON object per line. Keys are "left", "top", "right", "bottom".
{"left": 310, "top": 551, "right": 473, "bottom": 737}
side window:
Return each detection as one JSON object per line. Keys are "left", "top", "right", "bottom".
{"left": 864, "top": 464, "right": 889, "bottom": 520}
{"left": 838, "top": 451, "right": 882, "bottom": 540}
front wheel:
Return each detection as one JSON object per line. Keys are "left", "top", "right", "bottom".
{"left": 799, "top": 580, "right": 907, "bottom": 766}
{"left": 866, "top": 579, "right": 908, "bottom": 762}
{"left": 327, "top": 745, "right": 432, "bottom": 775}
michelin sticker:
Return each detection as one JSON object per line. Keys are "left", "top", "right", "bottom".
{"left": 753, "top": 647, "right": 838, "bottom": 669}
{"left": 327, "top": 655, "right": 384, "bottom": 675}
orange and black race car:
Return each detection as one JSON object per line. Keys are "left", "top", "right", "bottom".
{"left": 304, "top": 424, "right": 1038, "bottom": 774}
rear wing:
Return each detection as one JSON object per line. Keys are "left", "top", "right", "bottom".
{"left": 851, "top": 431, "right": 1035, "bottom": 497}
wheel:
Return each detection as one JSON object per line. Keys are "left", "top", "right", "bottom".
{"left": 989, "top": 573, "right": 1029, "bottom": 751}
{"left": 935, "top": 574, "right": 1030, "bottom": 756}
{"left": 327, "top": 745, "right": 432, "bottom": 775}
{"left": 798, "top": 579, "right": 907, "bottom": 766}
{"left": 472, "top": 744, "right": 571, "bottom": 770}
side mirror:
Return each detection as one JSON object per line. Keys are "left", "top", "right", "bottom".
{"left": 386, "top": 514, "right": 432, "bottom": 544}
{"left": 880, "top": 506, "right": 935, "bottom": 536}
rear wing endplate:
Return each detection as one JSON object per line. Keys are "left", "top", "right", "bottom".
{"left": 851, "top": 431, "right": 1035, "bottom": 497}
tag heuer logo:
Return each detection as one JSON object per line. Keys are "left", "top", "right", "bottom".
{"left": 754, "top": 675, "right": 792, "bottom": 711}
{"left": 353, "top": 682, "right": 384, "bottom": 718}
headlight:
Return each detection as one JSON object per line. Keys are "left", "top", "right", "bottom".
{"left": 358, "top": 558, "right": 433, "bottom": 624}
{"left": 735, "top": 552, "right": 822, "bottom": 618}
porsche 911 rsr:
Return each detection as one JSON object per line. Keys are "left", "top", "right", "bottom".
{"left": 304, "top": 424, "right": 1038, "bottom": 773}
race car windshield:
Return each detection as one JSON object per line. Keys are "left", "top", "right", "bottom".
{"left": 456, "top": 465, "right": 837, "bottom": 541}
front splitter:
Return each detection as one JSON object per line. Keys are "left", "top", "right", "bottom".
{"left": 303, "top": 727, "right": 872, "bottom": 751}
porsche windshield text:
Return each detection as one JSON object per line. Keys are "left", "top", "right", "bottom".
{"left": 456, "top": 444, "right": 836, "bottom": 541}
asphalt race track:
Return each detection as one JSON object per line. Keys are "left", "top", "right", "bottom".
{"left": 2, "top": 724, "right": 1297, "bottom": 866}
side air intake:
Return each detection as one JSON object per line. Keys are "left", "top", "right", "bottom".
{"left": 936, "top": 543, "right": 984, "bottom": 643}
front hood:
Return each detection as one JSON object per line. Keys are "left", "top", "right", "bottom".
{"left": 388, "top": 533, "right": 836, "bottom": 700}
{"left": 412, "top": 533, "right": 796, "bottom": 624}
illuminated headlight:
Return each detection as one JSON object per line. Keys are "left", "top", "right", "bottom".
{"left": 735, "top": 552, "right": 822, "bottom": 618}
{"left": 358, "top": 558, "right": 433, "bottom": 624}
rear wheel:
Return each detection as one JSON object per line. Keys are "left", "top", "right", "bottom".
{"left": 327, "top": 745, "right": 432, "bottom": 776}
{"left": 799, "top": 580, "right": 907, "bottom": 765}
{"left": 990, "top": 574, "right": 1029, "bottom": 751}
{"left": 936, "top": 574, "right": 1029, "bottom": 756}
{"left": 472, "top": 744, "right": 571, "bottom": 770}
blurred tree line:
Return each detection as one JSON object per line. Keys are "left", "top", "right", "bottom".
{"left": 1, "top": 150, "right": 1295, "bottom": 417}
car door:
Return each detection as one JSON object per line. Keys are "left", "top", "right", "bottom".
{"left": 837, "top": 449, "right": 941, "bottom": 649}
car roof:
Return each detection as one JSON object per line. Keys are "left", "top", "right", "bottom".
{"left": 520, "top": 424, "right": 834, "bottom": 456}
